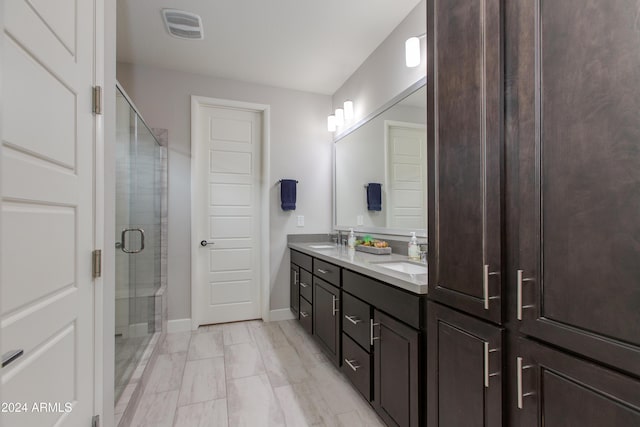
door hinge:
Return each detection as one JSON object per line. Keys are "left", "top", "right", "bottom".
{"left": 92, "top": 85, "right": 102, "bottom": 115}
{"left": 92, "top": 249, "right": 102, "bottom": 278}
{"left": 92, "top": 415, "right": 100, "bottom": 427}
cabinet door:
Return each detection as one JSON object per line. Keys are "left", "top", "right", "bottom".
{"left": 427, "top": 0, "right": 503, "bottom": 323}
{"left": 427, "top": 302, "right": 502, "bottom": 427}
{"left": 313, "top": 277, "right": 340, "bottom": 365}
{"left": 513, "top": 338, "right": 640, "bottom": 427}
{"left": 508, "top": 0, "right": 640, "bottom": 377}
{"left": 290, "top": 265, "right": 299, "bottom": 317}
{"left": 373, "top": 310, "right": 420, "bottom": 427}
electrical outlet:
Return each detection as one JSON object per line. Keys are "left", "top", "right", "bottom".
{"left": 357, "top": 215, "right": 364, "bottom": 225}
{"left": 297, "top": 215, "right": 305, "bottom": 227}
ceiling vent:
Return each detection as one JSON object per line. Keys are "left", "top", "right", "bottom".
{"left": 162, "top": 9, "right": 204, "bottom": 40}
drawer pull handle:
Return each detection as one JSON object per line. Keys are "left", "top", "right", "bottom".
{"left": 2, "top": 349, "right": 24, "bottom": 368}
{"left": 517, "top": 356, "right": 535, "bottom": 409}
{"left": 332, "top": 296, "right": 339, "bottom": 316}
{"left": 370, "top": 320, "right": 380, "bottom": 346}
{"left": 483, "top": 264, "right": 500, "bottom": 310}
{"left": 300, "top": 282, "right": 308, "bottom": 288}
{"left": 317, "top": 269, "right": 329, "bottom": 274}
{"left": 344, "top": 315, "right": 361, "bottom": 325}
{"left": 300, "top": 311, "right": 309, "bottom": 318}
{"left": 344, "top": 359, "right": 361, "bottom": 371}
{"left": 516, "top": 269, "right": 536, "bottom": 320}
{"left": 484, "top": 343, "right": 501, "bottom": 388}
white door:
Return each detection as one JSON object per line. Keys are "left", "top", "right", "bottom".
{"left": 385, "top": 122, "right": 427, "bottom": 229}
{"left": 1, "top": 0, "right": 97, "bottom": 425}
{"left": 193, "top": 104, "right": 262, "bottom": 327}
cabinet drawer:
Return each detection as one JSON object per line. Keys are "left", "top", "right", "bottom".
{"left": 314, "top": 259, "right": 341, "bottom": 287}
{"left": 299, "top": 297, "right": 312, "bottom": 335}
{"left": 299, "top": 269, "right": 313, "bottom": 303}
{"left": 291, "top": 250, "right": 313, "bottom": 272}
{"left": 342, "top": 333, "right": 371, "bottom": 401}
{"left": 342, "top": 292, "right": 372, "bottom": 351}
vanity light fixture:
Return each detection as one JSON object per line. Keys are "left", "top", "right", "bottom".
{"left": 335, "top": 108, "right": 345, "bottom": 127}
{"left": 327, "top": 114, "right": 337, "bottom": 132}
{"left": 343, "top": 100, "right": 354, "bottom": 121}
{"left": 405, "top": 33, "right": 426, "bottom": 68}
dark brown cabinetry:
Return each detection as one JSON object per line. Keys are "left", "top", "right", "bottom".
{"left": 374, "top": 310, "right": 420, "bottom": 427}
{"left": 507, "top": 0, "right": 640, "bottom": 379}
{"left": 512, "top": 338, "right": 640, "bottom": 427}
{"left": 427, "top": 0, "right": 503, "bottom": 324}
{"left": 313, "top": 276, "right": 341, "bottom": 366}
{"left": 427, "top": 302, "right": 502, "bottom": 427}
{"left": 290, "top": 264, "right": 299, "bottom": 317}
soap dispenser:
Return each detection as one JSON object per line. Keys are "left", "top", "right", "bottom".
{"left": 408, "top": 232, "right": 420, "bottom": 260}
{"left": 348, "top": 228, "right": 356, "bottom": 249}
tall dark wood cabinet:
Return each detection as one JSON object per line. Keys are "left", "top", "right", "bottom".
{"left": 427, "top": 0, "right": 503, "bottom": 323}
{"left": 507, "top": 0, "right": 640, "bottom": 378}
{"left": 427, "top": 302, "right": 502, "bottom": 427}
{"left": 290, "top": 265, "right": 299, "bottom": 317}
{"left": 313, "top": 276, "right": 341, "bottom": 366}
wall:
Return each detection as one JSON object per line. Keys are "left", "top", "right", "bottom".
{"left": 332, "top": 0, "right": 426, "bottom": 123}
{"left": 116, "top": 63, "right": 333, "bottom": 321}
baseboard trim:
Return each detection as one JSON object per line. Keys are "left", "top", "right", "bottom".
{"left": 167, "top": 318, "right": 192, "bottom": 333}
{"left": 269, "top": 308, "right": 295, "bottom": 322}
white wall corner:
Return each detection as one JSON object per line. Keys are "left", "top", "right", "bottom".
{"left": 269, "top": 308, "right": 295, "bottom": 322}
{"left": 167, "top": 318, "right": 193, "bottom": 333}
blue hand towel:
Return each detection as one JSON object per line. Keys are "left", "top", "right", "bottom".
{"left": 367, "top": 183, "right": 382, "bottom": 211}
{"left": 280, "top": 179, "right": 297, "bottom": 211}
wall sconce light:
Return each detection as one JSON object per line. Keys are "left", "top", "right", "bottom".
{"left": 327, "top": 114, "right": 337, "bottom": 132}
{"left": 405, "top": 33, "right": 426, "bottom": 68}
{"left": 343, "top": 100, "right": 354, "bottom": 121}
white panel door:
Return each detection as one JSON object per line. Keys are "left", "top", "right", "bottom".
{"left": 386, "top": 123, "right": 427, "bottom": 229}
{"left": 193, "top": 105, "right": 262, "bottom": 326}
{"left": 1, "top": 0, "right": 97, "bottom": 425}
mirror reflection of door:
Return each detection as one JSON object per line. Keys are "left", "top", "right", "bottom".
{"left": 385, "top": 121, "right": 427, "bottom": 229}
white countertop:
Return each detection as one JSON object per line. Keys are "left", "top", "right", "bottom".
{"left": 288, "top": 242, "right": 428, "bottom": 295}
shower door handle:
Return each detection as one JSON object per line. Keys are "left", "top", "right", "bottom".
{"left": 121, "top": 228, "right": 145, "bottom": 253}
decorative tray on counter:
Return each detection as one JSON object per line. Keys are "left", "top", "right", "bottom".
{"left": 355, "top": 238, "right": 392, "bottom": 255}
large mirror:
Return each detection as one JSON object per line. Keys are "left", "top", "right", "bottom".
{"left": 334, "top": 80, "right": 426, "bottom": 236}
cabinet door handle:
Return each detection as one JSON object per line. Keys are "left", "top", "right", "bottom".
{"left": 344, "top": 358, "right": 361, "bottom": 371}
{"left": 317, "top": 268, "right": 329, "bottom": 274}
{"left": 344, "top": 315, "right": 361, "bottom": 325}
{"left": 300, "top": 282, "right": 308, "bottom": 288}
{"left": 332, "top": 295, "right": 339, "bottom": 316}
{"left": 2, "top": 349, "right": 24, "bottom": 368}
{"left": 370, "top": 319, "right": 380, "bottom": 346}
{"left": 517, "top": 356, "right": 535, "bottom": 409}
{"left": 483, "top": 264, "right": 500, "bottom": 309}
{"left": 484, "top": 342, "right": 500, "bottom": 388}
{"left": 300, "top": 311, "right": 309, "bottom": 318}
{"left": 516, "top": 269, "right": 536, "bottom": 320}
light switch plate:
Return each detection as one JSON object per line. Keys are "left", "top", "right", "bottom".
{"left": 297, "top": 215, "right": 305, "bottom": 227}
{"left": 357, "top": 215, "right": 364, "bottom": 225}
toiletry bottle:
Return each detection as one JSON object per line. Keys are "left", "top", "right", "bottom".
{"left": 348, "top": 228, "right": 356, "bottom": 249}
{"left": 408, "top": 232, "right": 420, "bottom": 260}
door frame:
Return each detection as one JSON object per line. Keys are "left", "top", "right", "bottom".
{"left": 190, "top": 96, "right": 270, "bottom": 329}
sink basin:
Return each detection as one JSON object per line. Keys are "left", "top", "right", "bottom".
{"left": 309, "top": 244, "right": 335, "bottom": 249}
{"left": 374, "top": 261, "right": 427, "bottom": 275}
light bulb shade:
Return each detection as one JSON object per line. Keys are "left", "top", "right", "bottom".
{"left": 327, "top": 114, "right": 337, "bottom": 132}
{"left": 405, "top": 37, "right": 421, "bottom": 67}
{"left": 343, "top": 100, "right": 354, "bottom": 121}
{"left": 335, "top": 108, "right": 345, "bottom": 127}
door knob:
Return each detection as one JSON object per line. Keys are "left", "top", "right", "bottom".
{"left": 200, "top": 240, "right": 215, "bottom": 247}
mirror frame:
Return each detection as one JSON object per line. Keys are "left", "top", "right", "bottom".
{"left": 333, "top": 76, "right": 427, "bottom": 237}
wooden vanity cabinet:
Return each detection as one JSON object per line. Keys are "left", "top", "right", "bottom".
{"left": 289, "top": 264, "right": 299, "bottom": 317}
{"left": 313, "top": 276, "right": 341, "bottom": 366}
{"left": 291, "top": 250, "right": 313, "bottom": 325}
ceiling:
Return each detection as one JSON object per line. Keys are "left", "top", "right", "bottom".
{"left": 117, "top": 0, "right": 422, "bottom": 95}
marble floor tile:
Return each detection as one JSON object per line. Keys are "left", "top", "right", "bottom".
{"left": 273, "top": 382, "right": 337, "bottom": 427}
{"left": 130, "top": 390, "right": 179, "bottom": 427}
{"left": 224, "top": 341, "right": 266, "bottom": 380}
{"left": 178, "top": 357, "right": 226, "bottom": 406}
{"left": 227, "top": 374, "right": 285, "bottom": 427}
{"left": 173, "top": 399, "right": 228, "bottom": 427}
{"left": 250, "top": 321, "right": 290, "bottom": 351}
{"left": 159, "top": 332, "right": 191, "bottom": 354}
{"left": 261, "top": 343, "right": 310, "bottom": 387}
{"left": 187, "top": 331, "right": 224, "bottom": 360}
{"left": 144, "top": 352, "right": 187, "bottom": 394}
{"left": 223, "top": 322, "right": 255, "bottom": 346}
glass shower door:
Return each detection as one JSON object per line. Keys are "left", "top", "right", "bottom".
{"left": 114, "top": 88, "right": 162, "bottom": 402}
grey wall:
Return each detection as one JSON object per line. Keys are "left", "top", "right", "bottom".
{"left": 332, "top": 0, "right": 426, "bottom": 123}
{"left": 116, "top": 63, "right": 333, "bottom": 321}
